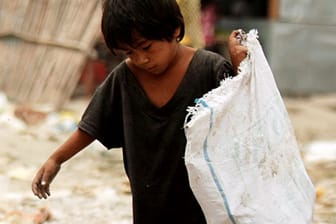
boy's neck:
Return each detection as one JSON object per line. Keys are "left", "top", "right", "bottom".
{"left": 127, "top": 45, "right": 197, "bottom": 108}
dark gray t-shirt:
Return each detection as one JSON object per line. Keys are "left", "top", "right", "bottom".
{"left": 78, "top": 49, "right": 234, "bottom": 224}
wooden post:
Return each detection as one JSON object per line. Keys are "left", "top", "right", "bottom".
{"left": 268, "top": 0, "right": 279, "bottom": 20}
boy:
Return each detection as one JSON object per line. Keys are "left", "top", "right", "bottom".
{"left": 32, "top": 0, "right": 247, "bottom": 223}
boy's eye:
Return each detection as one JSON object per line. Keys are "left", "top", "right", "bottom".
{"left": 142, "top": 44, "right": 151, "bottom": 51}
{"left": 125, "top": 51, "right": 133, "bottom": 56}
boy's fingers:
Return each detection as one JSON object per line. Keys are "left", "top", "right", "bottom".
{"left": 231, "top": 30, "right": 243, "bottom": 39}
{"left": 231, "top": 29, "right": 240, "bottom": 35}
{"left": 231, "top": 46, "right": 248, "bottom": 58}
{"left": 32, "top": 182, "right": 39, "bottom": 195}
{"left": 33, "top": 184, "right": 46, "bottom": 199}
{"left": 42, "top": 180, "right": 51, "bottom": 197}
{"left": 36, "top": 182, "right": 48, "bottom": 199}
{"left": 237, "top": 45, "right": 248, "bottom": 54}
{"left": 32, "top": 183, "right": 41, "bottom": 199}
{"left": 41, "top": 172, "right": 54, "bottom": 198}
{"left": 32, "top": 173, "right": 43, "bottom": 197}
{"left": 32, "top": 161, "right": 60, "bottom": 199}
{"left": 32, "top": 169, "right": 50, "bottom": 199}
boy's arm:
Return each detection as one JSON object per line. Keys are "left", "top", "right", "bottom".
{"left": 228, "top": 30, "right": 248, "bottom": 75}
{"left": 32, "top": 128, "right": 95, "bottom": 199}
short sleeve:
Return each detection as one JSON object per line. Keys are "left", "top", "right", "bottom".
{"left": 78, "top": 70, "right": 124, "bottom": 149}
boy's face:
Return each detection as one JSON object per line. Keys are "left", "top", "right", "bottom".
{"left": 116, "top": 32, "right": 180, "bottom": 75}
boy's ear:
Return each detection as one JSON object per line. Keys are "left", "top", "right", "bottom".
{"left": 174, "top": 27, "right": 181, "bottom": 39}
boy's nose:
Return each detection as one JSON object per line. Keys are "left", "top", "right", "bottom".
{"left": 135, "top": 53, "right": 149, "bottom": 65}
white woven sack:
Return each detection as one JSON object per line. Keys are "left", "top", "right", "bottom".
{"left": 184, "top": 29, "right": 315, "bottom": 224}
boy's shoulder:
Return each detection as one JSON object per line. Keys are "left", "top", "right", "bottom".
{"left": 191, "top": 49, "right": 234, "bottom": 79}
{"left": 195, "top": 48, "right": 225, "bottom": 61}
{"left": 192, "top": 49, "right": 228, "bottom": 67}
{"left": 105, "top": 60, "right": 129, "bottom": 79}
{"left": 96, "top": 60, "right": 130, "bottom": 89}
{"left": 111, "top": 60, "right": 128, "bottom": 74}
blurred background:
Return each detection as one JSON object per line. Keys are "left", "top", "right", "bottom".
{"left": 0, "top": 0, "right": 335, "bottom": 223}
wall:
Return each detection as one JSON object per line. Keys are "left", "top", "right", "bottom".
{"left": 217, "top": 0, "right": 336, "bottom": 95}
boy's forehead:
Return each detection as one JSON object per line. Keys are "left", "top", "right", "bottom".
{"left": 132, "top": 33, "right": 148, "bottom": 47}
{"left": 117, "top": 34, "right": 148, "bottom": 50}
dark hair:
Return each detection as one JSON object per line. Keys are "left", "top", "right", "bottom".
{"left": 101, "top": 0, "right": 185, "bottom": 53}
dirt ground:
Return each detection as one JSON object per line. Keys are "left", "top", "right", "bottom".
{"left": 0, "top": 94, "right": 335, "bottom": 224}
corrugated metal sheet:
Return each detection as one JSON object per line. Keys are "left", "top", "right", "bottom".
{"left": 271, "top": 0, "right": 336, "bottom": 94}
{"left": 279, "top": 0, "right": 336, "bottom": 26}
{"left": 217, "top": 0, "right": 336, "bottom": 95}
{"left": 269, "top": 22, "right": 336, "bottom": 95}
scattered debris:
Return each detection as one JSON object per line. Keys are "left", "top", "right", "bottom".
{"left": 14, "top": 106, "right": 47, "bottom": 126}
{"left": 3, "top": 207, "right": 51, "bottom": 224}
{"left": 304, "top": 141, "right": 336, "bottom": 162}
{"left": 33, "top": 208, "right": 52, "bottom": 224}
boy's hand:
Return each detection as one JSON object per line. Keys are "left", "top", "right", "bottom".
{"left": 32, "top": 159, "right": 61, "bottom": 199}
{"left": 228, "top": 30, "right": 248, "bottom": 74}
